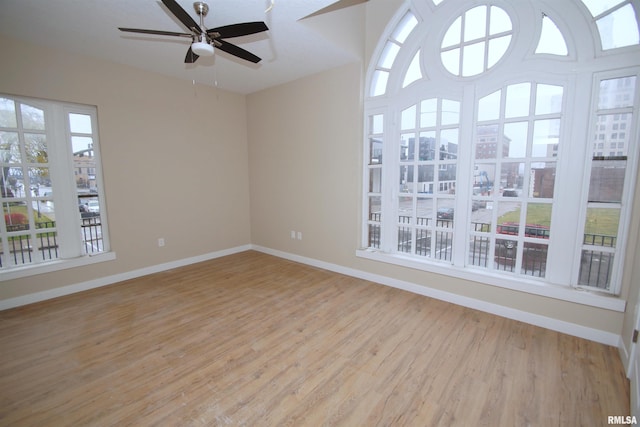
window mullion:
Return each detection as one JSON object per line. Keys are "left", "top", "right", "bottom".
{"left": 382, "top": 111, "right": 398, "bottom": 253}
{"left": 48, "top": 105, "right": 83, "bottom": 259}
{"left": 547, "top": 74, "right": 595, "bottom": 286}
{"left": 454, "top": 85, "right": 476, "bottom": 267}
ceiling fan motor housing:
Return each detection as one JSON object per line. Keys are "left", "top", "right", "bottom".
{"left": 194, "top": 2, "right": 209, "bottom": 17}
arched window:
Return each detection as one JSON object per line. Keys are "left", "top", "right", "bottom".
{"left": 361, "top": 0, "right": 640, "bottom": 301}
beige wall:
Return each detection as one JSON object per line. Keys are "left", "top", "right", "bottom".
{"left": 0, "top": 35, "right": 251, "bottom": 299}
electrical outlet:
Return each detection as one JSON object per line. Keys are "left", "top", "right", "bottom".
{"left": 158, "top": 238, "right": 165, "bottom": 247}
{"left": 296, "top": 231, "right": 302, "bottom": 240}
{"left": 290, "top": 230, "right": 296, "bottom": 239}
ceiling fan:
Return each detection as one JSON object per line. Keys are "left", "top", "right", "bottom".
{"left": 119, "top": 0, "right": 268, "bottom": 64}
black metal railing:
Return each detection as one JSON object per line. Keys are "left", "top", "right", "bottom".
{"left": 0, "top": 216, "right": 103, "bottom": 268}
{"left": 367, "top": 215, "right": 616, "bottom": 289}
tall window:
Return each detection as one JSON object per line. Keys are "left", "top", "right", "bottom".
{"left": 0, "top": 95, "right": 109, "bottom": 277}
{"left": 362, "top": 0, "right": 640, "bottom": 297}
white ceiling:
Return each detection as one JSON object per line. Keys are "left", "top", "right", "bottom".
{"left": 0, "top": 0, "right": 367, "bottom": 94}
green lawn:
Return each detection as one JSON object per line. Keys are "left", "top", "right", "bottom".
{"left": 498, "top": 203, "right": 552, "bottom": 227}
{"left": 498, "top": 204, "right": 619, "bottom": 237}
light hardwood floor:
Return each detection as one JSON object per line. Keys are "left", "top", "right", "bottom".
{"left": 0, "top": 251, "right": 629, "bottom": 426}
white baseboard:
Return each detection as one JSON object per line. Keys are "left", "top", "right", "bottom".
{"left": 0, "top": 245, "right": 251, "bottom": 311}
{"left": 251, "top": 245, "right": 622, "bottom": 347}
{"left": 1, "top": 244, "right": 622, "bottom": 348}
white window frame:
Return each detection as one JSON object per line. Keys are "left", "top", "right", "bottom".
{"left": 1, "top": 95, "right": 114, "bottom": 281}
{"left": 358, "top": 0, "right": 640, "bottom": 312}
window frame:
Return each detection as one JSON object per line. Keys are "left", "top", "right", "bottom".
{"left": 358, "top": 0, "right": 640, "bottom": 312}
{"left": 0, "top": 94, "right": 113, "bottom": 281}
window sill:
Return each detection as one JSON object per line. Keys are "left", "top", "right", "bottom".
{"left": 0, "top": 252, "right": 117, "bottom": 282}
{"left": 356, "top": 248, "right": 626, "bottom": 312}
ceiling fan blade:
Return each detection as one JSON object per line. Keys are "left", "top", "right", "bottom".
{"left": 161, "top": 0, "right": 200, "bottom": 33}
{"left": 208, "top": 22, "right": 269, "bottom": 39}
{"left": 215, "top": 39, "right": 261, "bottom": 63}
{"left": 119, "top": 27, "right": 191, "bottom": 37}
{"left": 184, "top": 46, "right": 199, "bottom": 64}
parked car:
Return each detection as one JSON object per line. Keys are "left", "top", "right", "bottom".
{"left": 472, "top": 200, "right": 487, "bottom": 211}
{"left": 87, "top": 200, "right": 100, "bottom": 213}
{"left": 496, "top": 222, "right": 550, "bottom": 239}
{"left": 437, "top": 207, "right": 454, "bottom": 220}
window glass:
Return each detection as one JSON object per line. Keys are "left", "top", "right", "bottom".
{"left": 503, "top": 122, "right": 528, "bottom": 158}
{"left": 588, "top": 158, "right": 626, "bottom": 203}
{"left": 401, "top": 105, "right": 417, "bottom": 130}
{"left": 371, "top": 114, "right": 384, "bottom": 134}
{"left": 522, "top": 241, "right": 548, "bottom": 277}
{"left": 525, "top": 203, "right": 552, "bottom": 236}
{"left": 0, "top": 98, "right": 17, "bottom": 127}
{"left": 0, "top": 131, "right": 20, "bottom": 164}
{"left": 584, "top": 207, "right": 620, "bottom": 243}
{"left": 441, "top": 48, "right": 460, "bottom": 76}
{"left": 371, "top": 70, "right": 389, "bottom": 97}
{"left": 535, "top": 84, "right": 564, "bottom": 115}
{"left": 441, "top": 100, "right": 460, "bottom": 126}
{"left": 368, "top": 196, "right": 381, "bottom": 221}
{"left": 369, "top": 138, "right": 382, "bottom": 164}
{"left": 500, "top": 162, "right": 525, "bottom": 194}
{"left": 532, "top": 119, "right": 560, "bottom": 157}
{"left": 464, "top": 6, "right": 487, "bottom": 42}
{"left": 598, "top": 76, "right": 637, "bottom": 109}
{"left": 530, "top": 162, "right": 556, "bottom": 198}
{"left": 462, "top": 42, "right": 485, "bottom": 76}
{"left": 24, "top": 133, "right": 47, "bottom": 164}
{"left": 69, "top": 113, "right": 92, "bottom": 133}
{"left": 536, "top": 16, "right": 568, "bottom": 55}
{"left": 580, "top": 0, "right": 625, "bottom": 17}
{"left": 505, "top": 83, "right": 531, "bottom": 118}
{"left": 392, "top": 12, "right": 418, "bottom": 43}
{"left": 442, "top": 17, "right": 461, "bottom": 48}
{"left": 441, "top": 5, "right": 512, "bottom": 77}
{"left": 369, "top": 168, "right": 382, "bottom": 193}
{"left": 489, "top": 6, "right": 512, "bottom": 35}
{"left": 20, "top": 104, "right": 45, "bottom": 130}
{"left": 420, "top": 99, "right": 438, "bottom": 128}
{"left": 475, "top": 125, "right": 499, "bottom": 160}
{"left": 400, "top": 133, "right": 414, "bottom": 161}
{"left": 419, "top": 131, "right": 436, "bottom": 161}
{"left": 440, "top": 129, "right": 459, "bottom": 159}
{"left": 488, "top": 36, "right": 511, "bottom": 68}
{"left": 579, "top": 249, "right": 614, "bottom": 288}
{"left": 478, "top": 91, "right": 501, "bottom": 121}
{"left": 379, "top": 41, "right": 401, "bottom": 69}
{"left": 403, "top": 51, "right": 423, "bottom": 88}
{"left": 597, "top": 5, "right": 640, "bottom": 49}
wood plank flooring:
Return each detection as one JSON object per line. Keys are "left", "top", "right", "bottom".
{"left": 0, "top": 250, "right": 629, "bottom": 426}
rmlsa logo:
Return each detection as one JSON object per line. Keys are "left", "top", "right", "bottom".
{"left": 608, "top": 415, "right": 638, "bottom": 425}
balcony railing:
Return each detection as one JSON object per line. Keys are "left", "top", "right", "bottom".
{"left": 367, "top": 214, "right": 616, "bottom": 289}
{"left": 0, "top": 215, "right": 103, "bottom": 268}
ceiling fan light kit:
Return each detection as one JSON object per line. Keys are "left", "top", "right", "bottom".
{"left": 191, "top": 40, "right": 214, "bottom": 56}
{"left": 118, "top": 0, "right": 268, "bottom": 64}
